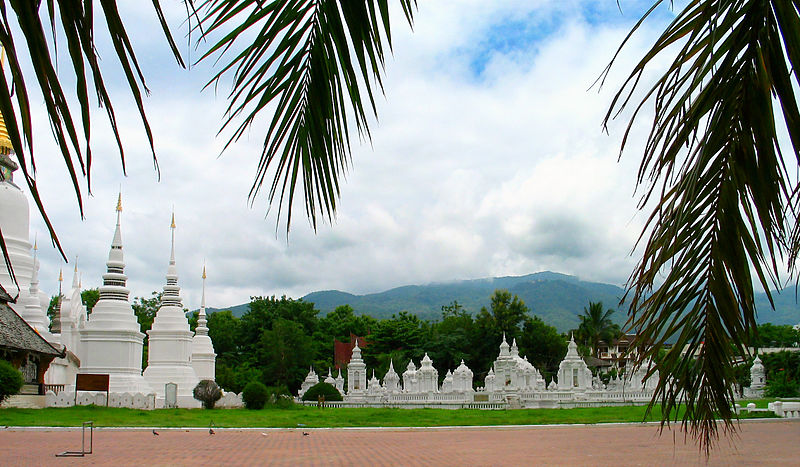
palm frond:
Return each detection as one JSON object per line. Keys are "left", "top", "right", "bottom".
{"left": 195, "top": 0, "right": 416, "bottom": 232}
{"left": 604, "top": 0, "right": 800, "bottom": 453}
{"left": 0, "top": 0, "right": 185, "bottom": 263}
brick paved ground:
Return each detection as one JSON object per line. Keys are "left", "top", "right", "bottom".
{"left": 1, "top": 420, "right": 798, "bottom": 466}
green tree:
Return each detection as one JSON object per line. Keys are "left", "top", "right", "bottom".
{"left": 46, "top": 294, "right": 63, "bottom": 328}
{"left": 257, "top": 318, "right": 313, "bottom": 392}
{"left": 81, "top": 288, "right": 99, "bottom": 314}
{"left": 518, "top": 316, "right": 567, "bottom": 383}
{"left": 576, "top": 302, "right": 618, "bottom": 357}
{"left": 754, "top": 324, "right": 800, "bottom": 349}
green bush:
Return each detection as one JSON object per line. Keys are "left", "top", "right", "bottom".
{"left": 193, "top": 380, "right": 223, "bottom": 409}
{"left": 242, "top": 381, "right": 269, "bottom": 410}
{"left": 0, "top": 360, "right": 24, "bottom": 404}
{"left": 265, "top": 385, "right": 294, "bottom": 408}
{"left": 301, "top": 382, "right": 342, "bottom": 402}
{"left": 765, "top": 379, "right": 800, "bottom": 398}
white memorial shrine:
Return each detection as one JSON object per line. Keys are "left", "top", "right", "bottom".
{"left": 143, "top": 214, "right": 201, "bottom": 407}
{"left": 78, "top": 197, "right": 153, "bottom": 394}
{"left": 191, "top": 267, "right": 217, "bottom": 381}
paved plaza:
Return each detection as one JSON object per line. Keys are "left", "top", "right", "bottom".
{"left": 1, "top": 420, "right": 798, "bottom": 466}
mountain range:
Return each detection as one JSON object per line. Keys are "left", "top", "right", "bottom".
{"left": 203, "top": 271, "right": 800, "bottom": 332}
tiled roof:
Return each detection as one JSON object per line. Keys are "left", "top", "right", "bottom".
{"left": 0, "top": 302, "right": 63, "bottom": 357}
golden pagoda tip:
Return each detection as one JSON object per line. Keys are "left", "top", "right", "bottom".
{"left": 170, "top": 212, "right": 176, "bottom": 229}
{"left": 116, "top": 192, "right": 123, "bottom": 212}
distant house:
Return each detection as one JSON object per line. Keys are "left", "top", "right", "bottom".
{"left": 596, "top": 334, "right": 650, "bottom": 371}
{"left": 0, "top": 284, "right": 64, "bottom": 395}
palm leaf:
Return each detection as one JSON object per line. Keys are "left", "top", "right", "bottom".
{"left": 603, "top": 0, "right": 800, "bottom": 453}
{"left": 195, "top": 0, "right": 416, "bottom": 232}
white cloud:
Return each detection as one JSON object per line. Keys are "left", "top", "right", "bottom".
{"left": 15, "top": 2, "right": 678, "bottom": 310}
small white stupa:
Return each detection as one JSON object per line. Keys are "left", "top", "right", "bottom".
{"left": 0, "top": 146, "right": 35, "bottom": 311}
{"left": 347, "top": 339, "right": 367, "bottom": 396}
{"left": 78, "top": 194, "right": 153, "bottom": 394}
{"left": 417, "top": 353, "right": 439, "bottom": 393}
{"left": 382, "top": 360, "right": 400, "bottom": 393}
{"left": 557, "top": 334, "right": 592, "bottom": 390}
{"left": 191, "top": 265, "right": 216, "bottom": 381}
{"left": 21, "top": 241, "right": 52, "bottom": 339}
{"left": 143, "top": 213, "right": 200, "bottom": 406}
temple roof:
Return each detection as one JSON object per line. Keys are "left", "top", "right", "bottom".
{"left": 0, "top": 301, "right": 63, "bottom": 357}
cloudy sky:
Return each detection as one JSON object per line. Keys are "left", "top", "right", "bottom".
{"left": 20, "top": 1, "right": 684, "bottom": 310}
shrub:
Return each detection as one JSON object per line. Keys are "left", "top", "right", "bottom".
{"left": 265, "top": 385, "right": 294, "bottom": 408}
{"left": 242, "top": 381, "right": 269, "bottom": 410}
{"left": 764, "top": 379, "right": 800, "bottom": 398}
{"left": 0, "top": 360, "right": 24, "bottom": 404}
{"left": 301, "top": 382, "right": 343, "bottom": 402}
{"left": 193, "top": 380, "right": 223, "bottom": 409}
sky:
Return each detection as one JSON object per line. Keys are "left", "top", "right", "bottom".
{"left": 17, "top": 1, "right": 685, "bottom": 310}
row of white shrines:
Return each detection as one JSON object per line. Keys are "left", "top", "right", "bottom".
{"left": 299, "top": 335, "right": 768, "bottom": 409}
{"left": 1, "top": 160, "right": 767, "bottom": 410}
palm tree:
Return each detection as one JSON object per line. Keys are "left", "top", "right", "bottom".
{"left": 1, "top": 0, "right": 798, "bottom": 451}
{"left": 577, "top": 302, "right": 617, "bottom": 358}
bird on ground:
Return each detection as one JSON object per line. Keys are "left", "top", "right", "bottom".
{"left": 152, "top": 430, "right": 159, "bottom": 436}
{"left": 261, "top": 433, "right": 268, "bottom": 437}
{"left": 302, "top": 432, "right": 309, "bottom": 436}
{"left": 209, "top": 428, "right": 215, "bottom": 435}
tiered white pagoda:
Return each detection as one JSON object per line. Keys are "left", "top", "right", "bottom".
{"left": 191, "top": 266, "right": 216, "bottom": 381}
{"left": 78, "top": 195, "right": 153, "bottom": 394}
{"left": 347, "top": 339, "right": 367, "bottom": 397}
{"left": 417, "top": 353, "right": 439, "bottom": 393}
{"left": 556, "top": 335, "right": 592, "bottom": 390}
{"left": 143, "top": 214, "right": 199, "bottom": 406}
{"left": 0, "top": 153, "right": 36, "bottom": 312}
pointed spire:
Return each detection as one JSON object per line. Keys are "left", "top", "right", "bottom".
{"left": 51, "top": 268, "right": 64, "bottom": 334}
{"left": 160, "top": 211, "right": 182, "bottom": 309}
{"left": 71, "top": 256, "right": 80, "bottom": 289}
{"left": 99, "top": 194, "right": 129, "bottom": 302}
{"left": 195, "top": 264, "right": 209, "bottom": 337}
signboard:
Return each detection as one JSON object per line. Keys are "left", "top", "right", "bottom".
{"left": 75, "top": 374, "right": 110, "bottom": 406}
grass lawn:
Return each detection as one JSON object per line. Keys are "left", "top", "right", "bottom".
{"left": 0, "top": 401, "right": 776, "bottom": 428}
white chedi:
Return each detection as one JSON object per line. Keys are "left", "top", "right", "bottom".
{"left": 750, "top": 355, "right": 766, "bottom": 390}
{"left": 557, "top": 334, "right": 592, "bottom": 390}
{"left": 143, "top": 213, "right": 200, "bottom": 406}
{"left": 78, "top": 195, "right": 153, "bottom": 394}
{"left": 347, "top": 339, "right": 367, "bottom": 395}
{"left": 334, "top": 369, "right": 345, "bottom": 394}
{"left": 299, "top": 367, "right": 319, "bottom": 398}
{"left": 382, "top": 360, "right": 401, "bottom": 393}
{"left": 402, "top": 360, "right": 418, "bottom": 393}
{"left": 417, "top": 353, "right": 439, "bottom": 393}
{"left": 191, "top": 266, "right": 216, "bottom": 381}
{"left": 324, "top": 368, "right": 336, "bottom": 386}
{"left": 453, "top": 360, "right": 474, "bottom": 392}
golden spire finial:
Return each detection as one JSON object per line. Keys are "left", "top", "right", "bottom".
{"left": 74, "top": 255, "right": 78, "bottom": 273}
{"left": 170, "top": 211, "right": 176, "bottom": 229}
{"left": 58, "top": 268, "right": 63, "bottom": 282}
{"left": 0, "top": 47, "right": 12, "bottom": 156}
{"left": 202, "top": 264, "right": 206, "bottom": 280}
{"left": 116, "top": 192, "right": 123, "bottom": 212}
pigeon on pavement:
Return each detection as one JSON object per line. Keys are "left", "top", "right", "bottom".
{"left": 152, "top": 430, "right": 159, "bottom": 436}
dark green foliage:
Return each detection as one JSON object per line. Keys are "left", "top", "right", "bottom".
{"left": 47, "top": 295, "right": 63, "bottom": 328}
{"left": 301, "top": 382, "right": 343, "bottom": 402}
{"left": 193, "top": 380, "right": 223, "bottom": 409}
{"left": 761, "top": 351, "right": 800, "bottom": 398}
{"left": 0, "top": 360, "right": 24, "bottom": 404}
{"left": 754, "top": 324, "right": 800, "bottom": 349}
{"left": 81, "top": 288, "right": 100, "bottom": 314}
{"left": 242, "top": 381, "right": 269, "bottom": 410}
{"left": 576, "top": 302, "right": 620, "bottom": 357}
{"left": 518, "top": 316, "right": 567, "bottom": 382}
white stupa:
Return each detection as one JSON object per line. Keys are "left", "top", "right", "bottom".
{"left": 21, "top": 241, "right": 52, "bottom": 339}
{"left": 347, "top": 339, "right": 367, "bottom": 396}
{"left": 191, "top": 265, "right": 216, "bottom": 381}
{"left": 0, "top": 142, "right": 35, "bottom": 311}
{"left": 143, "top": 213, "right": 200, "bottom": 406}
{"left": 557, "top": 334, "right": 592, "bottom": 390}
{"left": 78, "top": 194, "right": 153, "bottom": 394}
